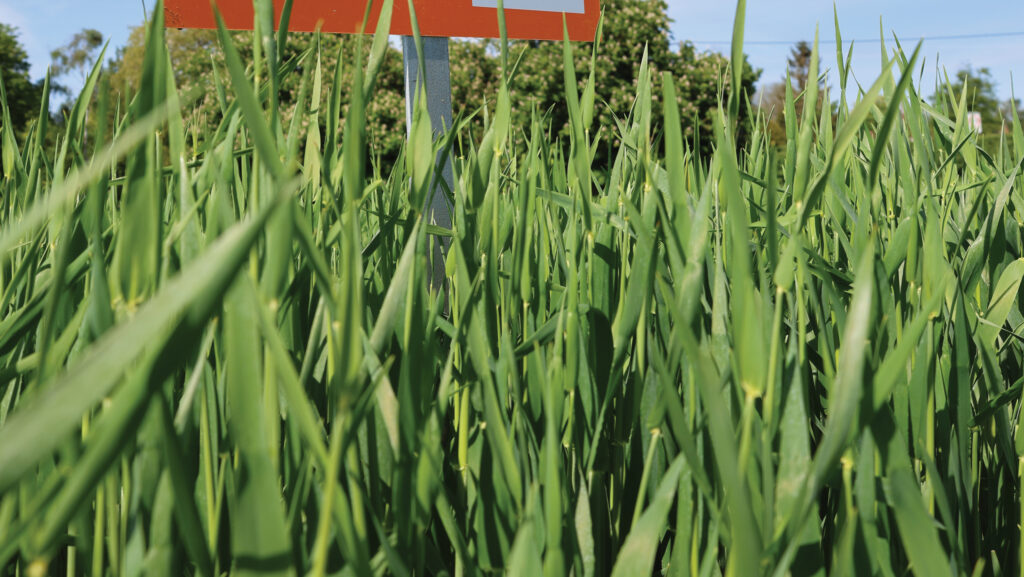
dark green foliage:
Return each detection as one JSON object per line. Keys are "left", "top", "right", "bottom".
{"left": 0, "top": 23, "right": 42, "bottom": 135}
{"left": 106, "top": 0, "right": 759, "bottom": 165}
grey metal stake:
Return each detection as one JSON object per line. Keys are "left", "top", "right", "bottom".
{"left": 402, "top": 36, "right": 454, "bottom": 295}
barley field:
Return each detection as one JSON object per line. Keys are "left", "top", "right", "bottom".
{"left": 0, "top": 0, "right": 1022, "bottom": 575}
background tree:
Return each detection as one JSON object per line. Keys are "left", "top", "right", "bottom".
{"left": 1001, "top": 96, "right": 1024, "bottom": 129}
{"left": 933, "top": 66, "right": 1003, "bottom": 134}
{"left": 49, "top": 28, "right": 105, "bottom": 144}
{"left": 51, "top": 29, "right": 105, "bottom": 88}
{"left": 107, "top": 26, "right": 406, "bottom": 161}
{"left": 103, "top": 0, "right": 759, "bottom": 165}
{"left": 757, "top": 41, "right": 834, "bottom": 148}
{"left": 931, "top": 66, "right": 1022, "bottom": 153}
{"left": 786, "top": 41, "right": 812, "bottom": 94}
{"left": 498, "top": 0, "right": 759, "bottom": 159}
{"left": 0, "top": 23, "right": 43, "bottom": 135}
{"left": 670, "top": 41, "right": 760, "bottom": 157}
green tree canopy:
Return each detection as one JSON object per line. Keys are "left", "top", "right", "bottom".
{"left": 0, "top": 23, "right": 43, "bottom": 135}
{"left": 51, "top": 29, "right": 105, "bottom": 85}
{"left": 107, "top": 26, "right": 406, "bottom": 161}
{"left": 930, "top": 66, "right": 1024, "bottom": 154}
{"left": 756, "top": 41, "right": 835, "bottom": 148}
{"left": 933, "top": 66, "right": 1003, "bottom": 134}
{"left": 501, "top": 0, "right": 759, "bottom": 159}
{"left": 105, "top": 0, "right": 759, "bottom": 163}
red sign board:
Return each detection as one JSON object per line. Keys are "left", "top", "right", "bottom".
{"left": 165, "top": 0, "right": 600, "bottom": 41}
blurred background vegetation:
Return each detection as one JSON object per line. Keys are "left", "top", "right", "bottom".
{"left": 2, "top": 0, "right": 759, "bottom": 166}
{"left": 2, "top": 0, "right": 1021, "bottom": 163}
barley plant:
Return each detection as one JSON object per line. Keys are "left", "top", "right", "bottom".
{"left": 1, "top": 0, "right": 1022, "bottom": 574}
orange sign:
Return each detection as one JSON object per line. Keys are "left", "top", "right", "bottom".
{"left": 165, "top": 0, "right": 600, "bottom": 41}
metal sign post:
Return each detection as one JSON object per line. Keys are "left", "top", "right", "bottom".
{"left": 402, "top": 36, "right": 454, "bottom": 293}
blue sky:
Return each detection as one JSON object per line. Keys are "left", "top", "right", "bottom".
{"left": 1, "top": 0, "right": 1022, "bottom": 102}
{"left": 670, "top": 0, "right": 1024, "bottom": 103}
{"left": 0, "top": 1, "right": 141, "bottom": 78}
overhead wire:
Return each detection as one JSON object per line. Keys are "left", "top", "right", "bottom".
{"left": 689, "top": 30, "right": 1024, "bottom": 46}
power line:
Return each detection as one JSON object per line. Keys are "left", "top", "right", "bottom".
{"left": 688, "top": 30, "right": 1024, "bottom": 46}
